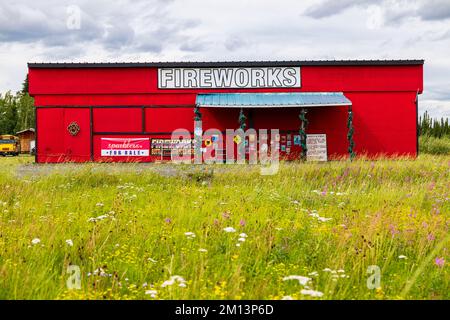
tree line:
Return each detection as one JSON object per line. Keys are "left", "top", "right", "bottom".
{"left": 418, "top": 111, "right": 450, "bottom": 138}
{"left": 0, "top": 76, "right": 35, "bottom": 135}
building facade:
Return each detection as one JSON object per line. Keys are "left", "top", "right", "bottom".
{"left": 28, "top": 60, "right": 424, "bottom": 163}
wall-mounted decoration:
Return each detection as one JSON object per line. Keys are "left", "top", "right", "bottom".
{"left": 67, "top": 122, "right": 80, "bottom": 136}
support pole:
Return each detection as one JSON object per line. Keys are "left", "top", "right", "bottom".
{"left": 239, "top": 108, "right": 247, "bottom": 130}
{"left": 194, "top": 105, "right": 202, "bottom": 122}
{"left": 193, "top": 105, "right": 202, "bottom": 164}
{"left": 347, "top": 105, "right": 355, "bottom": 160}
{"left": 299, "top": 108, "right": 308, "bottom": 161}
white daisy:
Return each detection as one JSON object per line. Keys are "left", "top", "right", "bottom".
{"left": 300, "top": 289, "right": 324, "bottom": 297}
{"left": 282, "top": 275, "right": 311, "bottom": 286}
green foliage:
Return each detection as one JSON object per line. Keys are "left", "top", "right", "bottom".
{"left": 418, "top": 111, "right": 450, "bottom": 138}
{"left": 419, "top": 135, "right": 450, "bottom": 155}
{"left": 0, "top": 75, "right": 35, "bottom": 135}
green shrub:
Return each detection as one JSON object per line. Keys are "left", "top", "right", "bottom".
{"left": 419, "top": 135, "right": 450, "bottom": 155}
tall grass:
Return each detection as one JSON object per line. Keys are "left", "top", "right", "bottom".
{"left": 0, "top": 155, "right": 448, "bottom": 300}
{"left": 419, "top": 135, "right": 450, "bottom": 155}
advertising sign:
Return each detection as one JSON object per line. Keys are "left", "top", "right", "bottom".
{"left": 101, "top": 138, "right": 150, "bottom": 156}
{"left": 158, "top": 67, "right": 301, "bottom": 89}
{"left": 306, "top": 134, "right": 327, "bottom": 161}
{"left": 151, "top": 138, "right": 193, "bottom": 156}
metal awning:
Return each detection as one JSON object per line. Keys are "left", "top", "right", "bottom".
{"left": 195, "top": 92, "right": 352, "bottom": 108}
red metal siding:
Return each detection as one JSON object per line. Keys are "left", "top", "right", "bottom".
{"left": 93, "top": 108, "right": 142, "bottom": 132}
{"left": 30, "top": 64, "right": 423, "bottom": 163}
{"left": 37, "top": 108, "right": 91, "bottom": 162}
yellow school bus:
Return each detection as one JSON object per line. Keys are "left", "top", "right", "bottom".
{"left": 0, "top": 135, "right": 20, "bottom": 156}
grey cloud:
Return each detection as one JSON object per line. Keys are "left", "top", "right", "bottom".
{"left": 104, "top": 22, "right": 135, "bottom": 50}
{"left": 303, "top": 0, "right": 376, "bottom": 19}
{"left": 304, "top": 0, "right": 450, "bottom": 22}
{"left": 0, "top": 3, "right": 104, "bottom": 44}
{"left": 224, "top": 36, "right": 248, "bottom": 51}
{"left": 418, "top": 0, "right": 450, "bottom": 20}
{"left": 179, "top": 40, "right": 210, "bottom": 52}
{"left": 0, "top": 0, "right": 199, "bottom": 54}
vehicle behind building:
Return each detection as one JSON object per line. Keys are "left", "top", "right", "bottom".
{"left": 0, "top": 135, "right": 20, "bottom": 156}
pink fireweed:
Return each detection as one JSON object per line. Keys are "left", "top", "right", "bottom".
{"left": 435, "top": 257, "right": 445, "bottom": 268}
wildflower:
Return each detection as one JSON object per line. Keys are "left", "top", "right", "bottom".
{"left": 238, "top": 237, "right": 246, "bottom": 242}
{"left": 239, "top": 233, "right": 248, "bottom": 238}
{"left": 317, "top": 217, "right": 332, "bottom": 222}
{"left": 65, "top": 239, "right": 74, "bottom": 247}
{"left": 322, "top": 268, "right": 332, "bottom": 272}
{"left": 161, "top": 275, "right": 186, "bottom": 288}
{"left": 222, "top": 211, "right": 231, "bottom": 219}
{"left": 337, "top": 269, "right": 345, "bottom": 273}
{"left": 145, "top": 289, "right": 157, "bottom": 298}
{"left": 291, "top": 200, "right": 299, "bottom": 205}
{"left": 198, "top": 248, "right": 208, "bottom": 252}
{"left": 300, "top": 289, "right": 324, "bottom": 297}
{"left": 142, "top": 282, "right": 148, "bottom": 288}
{"left": 164, "top": 217, "right": 172, "bottom": 224}
{"left": 93, "top": 268, "right": 107, "bottom": 277}
{"left": 398, "top": 255, "right": 408, "bottom": 259}
{"left": 223, "top": 227, "right": 236, "bottom": 233}
{"left": 308, "top": 271, "right": 319, "bottom": 277}
{"left": 88, "top": 214, "right": 109, "bottom": 222}
{"left": 31, "top": 238, "right": 41, "bottom": 245}
{"left": 236, "top": 243, "right": 241, "bottom": 247}
{"left": 427, "top": 233, "right": 435, "bottom": 241}
{"left": 184, "top": 232, "right": 196, "bottom": 239}
{"left": 95, "top": 202, "right": 104, "bottom": 207}
{"left": 239, "top": 219, "right": 246, "bottom": 226}
{"left": 281, "top": 296, "right": 294, "bottom": 300}
{"left": 282, "top": 275, "right": 311, "bottom": 286}
{"left": 435, "top": 257, "right": 445, "bottom": 268}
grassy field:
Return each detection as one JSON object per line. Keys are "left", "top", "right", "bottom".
{"left": 0, "top": 155, "right": 448, "bottom": 300}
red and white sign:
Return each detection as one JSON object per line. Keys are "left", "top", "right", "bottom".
{"left": 101, "top": 138, "right": 149, "bottom": 156}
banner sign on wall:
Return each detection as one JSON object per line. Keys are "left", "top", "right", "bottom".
{"left": 158, "top": 67, "right": 301, "bottom": 89}
{"left": 151, "top": 138, "right": 193, "bottom": 156}
{"left": 101, "top": 138, "right": 149, "bottom": 156}
{"left": 306, "top": 134, "right": 327, "bottom": 161}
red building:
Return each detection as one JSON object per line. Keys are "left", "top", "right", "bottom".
{"left": 28, "top": 60, "right": 424, "bottom": 163}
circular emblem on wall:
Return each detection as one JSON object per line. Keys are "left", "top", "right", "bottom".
{"left": 67, "top": 121, "right": 80, "bottom": 136}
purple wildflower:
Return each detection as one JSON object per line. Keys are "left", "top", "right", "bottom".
{"left": 434, "top": 257, "right": 445, "bottom": 268}
{"left": 239, "top": 219, "right": 246, "bottom": 227}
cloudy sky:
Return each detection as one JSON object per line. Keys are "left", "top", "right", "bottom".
{"left": 0, "top": 0, "right": 449, "bottom": 118}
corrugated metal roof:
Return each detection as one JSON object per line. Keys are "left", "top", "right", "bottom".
{"left": 196, "top": 92, "right": 352, "bottom": 108}
{"left": 27, "top": 59, "right": 424, "bottom": 69}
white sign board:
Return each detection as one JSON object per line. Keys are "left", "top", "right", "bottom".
{"left": 306, "top": 134, "right": 327, "bottom": 161}
{"left": 158, "top": 67, "right": 301, "bottom": 89}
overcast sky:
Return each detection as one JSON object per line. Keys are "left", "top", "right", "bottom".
{"left": 0, "top": 0, "right": 449, "bottom": 118}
